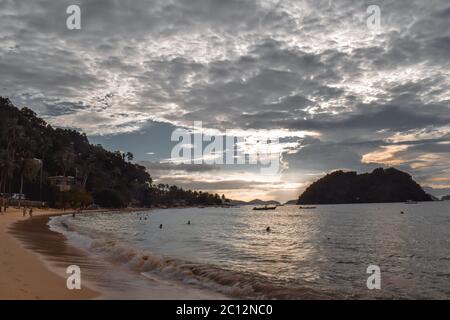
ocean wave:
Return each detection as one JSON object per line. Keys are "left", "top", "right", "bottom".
{"left": 48, "top": 215, "right": 335, "bottom": 299}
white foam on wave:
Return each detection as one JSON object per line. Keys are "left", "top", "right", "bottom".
{"left": 48, "top": 215, "right": 96, "bottom": 250}
{"left": 48, "top": 214, "right": 329, "bottom": 299}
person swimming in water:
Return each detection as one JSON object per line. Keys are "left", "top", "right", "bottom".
{"left": 159, "top": 224, "right": 163, "bottom": 229}
{"left": 187, "top": 220, "right": 191, "bottom": 225}
{"left": 266, "top": 226, "right": 271, "bottom": 232}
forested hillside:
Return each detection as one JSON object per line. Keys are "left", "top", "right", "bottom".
{"left": 298, "top": 168, "right": 432, "bottom": 204}
{"left": 0, "top": 97, "right": 224, "bottom": 208}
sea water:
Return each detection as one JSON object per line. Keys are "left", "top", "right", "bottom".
{"left": 49, "top": 202, "right": 450, "bottom": 299}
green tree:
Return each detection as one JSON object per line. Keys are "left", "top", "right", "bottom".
{"left": 17, "top": 158, "right": 41, "bottom": 207}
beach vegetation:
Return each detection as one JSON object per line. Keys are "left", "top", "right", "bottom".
{"left": 0, "top": 97, "right": 226, "bottom": 209}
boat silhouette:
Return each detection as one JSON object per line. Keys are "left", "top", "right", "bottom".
{"left": 253, "top": 205, "right": 277, "bottom": 211}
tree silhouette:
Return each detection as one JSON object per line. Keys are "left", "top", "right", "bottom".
{"left": 0, "top": 97, "right": 228, "bottom": 208}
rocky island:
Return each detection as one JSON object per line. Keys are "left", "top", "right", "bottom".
{"left": 297, "top": 168, "right": 433, "bottom": 204}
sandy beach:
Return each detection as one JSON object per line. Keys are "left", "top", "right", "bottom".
{"left": 1, "top": 207, "right": 230, "bottom": 300}
{"left": 0, "top": 207, "right": 98, "bottom": 300}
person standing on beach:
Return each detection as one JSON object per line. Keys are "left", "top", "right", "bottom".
{"left": 29, "top": 207, "right": 33, "bottom": 218}
{"left": 23, "top": 206, "right": 27, "bottom": 217}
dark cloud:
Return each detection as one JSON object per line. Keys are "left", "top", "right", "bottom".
{"left": 139, "top": 161, "right": 217, "bottom": 173}
{"left": 1, "top": 0, "right": 449, "bottom": 198}
{"left": 154, "top": 178, "right": 259, "bottom": 191}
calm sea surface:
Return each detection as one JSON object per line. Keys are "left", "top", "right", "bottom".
{"left": 49, "top": 202, "right": 450, "bottom": 299}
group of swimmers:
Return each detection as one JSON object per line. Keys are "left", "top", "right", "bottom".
{"left": 137, "top": 213, "right": 272, "bottom": 232}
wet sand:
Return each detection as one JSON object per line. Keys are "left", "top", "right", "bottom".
{"left": 0, "top": 208, "right": 98, "bottom": 299}
{"left": 1, "top": 207, "right": 229, "bottom": 300}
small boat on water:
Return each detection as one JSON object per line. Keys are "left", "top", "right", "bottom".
{"left": 253, "top": 205, "right": 277, "bottom": 211}
{"left": 299, "top": 206, "right": 316, "bottom": 209}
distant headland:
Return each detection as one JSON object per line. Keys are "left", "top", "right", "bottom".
{"left": 297, "top": 168, "right": 433, "bottom": 204}
{"left": 228, "top": 199, "right": 281, "bottom": 206}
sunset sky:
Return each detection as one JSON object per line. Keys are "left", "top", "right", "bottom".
{"left": 1, "top": 0, "right": 450, "bottom": 202}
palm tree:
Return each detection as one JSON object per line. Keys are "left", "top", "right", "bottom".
{"left": 17, "top": 158, "right": 41, "bottom": 207}
{"left": 79, "top": 153, "right": 96, "bottom": 188}
{"left": 1, "top": 120, "right": 24, "bottom": 197}
{"left": 56, "top": 147, "right": 76, "bottom": 177}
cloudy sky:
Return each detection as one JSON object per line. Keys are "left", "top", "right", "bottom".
{"left": 1, "top": 0, "right": 450, "bottom": 201}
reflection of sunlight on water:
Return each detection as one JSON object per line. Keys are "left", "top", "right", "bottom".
{"left": 229, "top": 206, "right": 321, "bottom": 282}
{"left": 56, "top": 202, "right": 450, "bottom": 299}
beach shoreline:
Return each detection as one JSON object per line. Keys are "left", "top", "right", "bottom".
{"left": 1, "top": 206, "right": 230, "bottom": 300}
{"left": 0, "top": 207, "right": 100, "bottom": 299}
